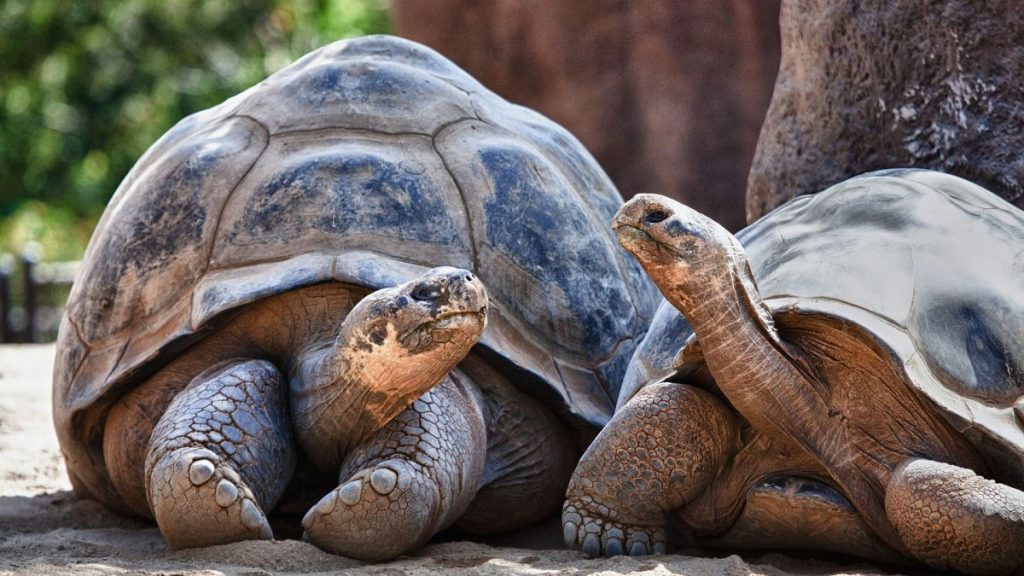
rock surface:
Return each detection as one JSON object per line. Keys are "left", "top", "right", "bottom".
{"left": 747, "top": 0, "right": 1024, "bottom": 222}
{"left": 392, "top": 0, "right": 781, "bottom": 231}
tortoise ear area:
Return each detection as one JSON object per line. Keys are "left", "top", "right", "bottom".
{"left": 647, "top": 200, "right": 713, "bottom": 243}
{"left": 338, "top": 286, "right": 416, "bottom": 341}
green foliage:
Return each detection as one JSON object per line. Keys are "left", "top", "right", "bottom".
{"left": 0, "top": 0, "right": 389, "bottom": 261}
{"left": 0, "top": 202, "right": 93, "bottom": 262}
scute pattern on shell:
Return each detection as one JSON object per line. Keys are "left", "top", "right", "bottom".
{"left": 54, "top": 35, "right": 657, "bottom": 505}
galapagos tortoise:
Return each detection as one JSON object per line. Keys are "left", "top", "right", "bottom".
{"left": 565, "top": 169, "right": 1024, "bottom": 575}
{"left": 53, "top": 35, "right": 656, "bottom": 560}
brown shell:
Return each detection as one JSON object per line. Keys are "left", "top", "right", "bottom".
{"left": 54, "top": 36, "right": 657, "bottom": 503}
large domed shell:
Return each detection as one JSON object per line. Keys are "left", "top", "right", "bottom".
{"left": 626, "top": 169, "right": 1024, "bottom": 484}
{"left": 54, "top": 36, "right": 657, "bottom": 504}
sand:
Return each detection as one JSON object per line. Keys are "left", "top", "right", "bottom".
{"left": 0, "top": 344, "right": 904, "bottom": 575}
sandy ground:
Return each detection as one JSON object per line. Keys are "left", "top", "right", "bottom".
{"left": 0, "top": 344, "right": 907, "bottom": 576}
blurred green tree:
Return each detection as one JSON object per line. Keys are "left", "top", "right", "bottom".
{"left": 0, "top": 0, "right": 389, "bottom": 261}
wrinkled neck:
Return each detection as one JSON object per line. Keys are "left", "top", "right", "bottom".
{"left": 289, "top": 328, "right": 450, "bottom": 472}
{"left": 666, "top": 256, "right": 791, "bottom": 434}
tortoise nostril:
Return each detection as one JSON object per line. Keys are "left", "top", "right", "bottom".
{"left": 645, "top": 209, "right": 669, "bottom": 225}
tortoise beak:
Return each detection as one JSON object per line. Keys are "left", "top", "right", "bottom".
{"left": 614, "top": 193, "right": 676, "bottom": 231}
{"left": 614, "top": 195, "right": 669, "bottom": 254}
{"left": 615, "top": 224, "right": 653, "bottom": 255}
{"left": 613, "top": 196, "right": 648, "bottom": 231}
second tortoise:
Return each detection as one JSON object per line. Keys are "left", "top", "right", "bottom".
{"left": 565, "top": 169, "right": 1024, "bottom": 576}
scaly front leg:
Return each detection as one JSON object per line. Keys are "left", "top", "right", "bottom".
{"left": 146, "top": 359, "right": 296, "bottom": 548}
{"left": 302, "top": 373, "right": 487, "bottom": 561}
{"left": 563, "top": 382, "right": 738, "bottom": 556}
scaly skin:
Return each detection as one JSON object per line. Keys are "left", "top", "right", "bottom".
{"left": 145, "top": 359, "right": 293, "bottom": 548}
{"left": 887, "top": 459, "right": 1024, "bottom": 576}
{"left": 564, "top": 382, "right": 737, "bottom": 556}
{"left": 303, "top": 356, "right": 578, "bottom": 560}
{"left": 303, "top": 374, "right": 486, "bottom": 560}
{"left": 105, "top": 267, "right": 577, "bottom": 559}
{"left": 454, "top": 354, "right": 578, "bottom": 535}
{"left": 104, "top": 283, "right": 364, "bottom": 520}
{"left": 104, "top": 269, "right": 491, "bottom": 554}
{"left": 290, "top": 268, "right": 488, "bottom": 472}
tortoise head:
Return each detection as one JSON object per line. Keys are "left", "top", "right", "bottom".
{"left": 613, "top": 194, "right": 743, "bottom": 306}
{"left": 341, "top": 266, "right": 488, "bottom": 367}
{"left": 291, "top": 267, "right": 487, "bottom": 467}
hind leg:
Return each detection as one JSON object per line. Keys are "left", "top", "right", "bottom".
{"left": 302, "top": 372, "right": 487, "bottom": 561}
{"left": 563, "top": 382, "right": 738, "bottom": 556}
{"left": 145, "top": 359, "right": 297, "bottom": 549}
{"left": 451, "top": 355, "right": 578, "bottom": 535}
{"left": 886, "top": 458, "right": 1024, "bottom": 576}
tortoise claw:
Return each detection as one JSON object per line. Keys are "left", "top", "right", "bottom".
{"left": 149, "top": 447, "right": 272, "bottom": 549}
{"left": 562, "top": 501, "right": 666, "bottom": 557}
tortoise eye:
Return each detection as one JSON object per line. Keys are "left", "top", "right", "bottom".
{"left": 645, "top": 209, "right": 669, "bottom": 224}
{"left": 411, "top": 285, "right": 441, "bottom": 303}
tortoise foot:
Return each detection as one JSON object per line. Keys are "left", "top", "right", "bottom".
{"left": 149, "top": 447, "right": 272, "bottom": 549}
{"left": 302, "top": 458, "right": 439, "bottom": 561}
{"left": 562, "top": 501, "right": 666, "bottom": 556}
{"left": 143, "top": 359, "right": 294, "bottom": 549}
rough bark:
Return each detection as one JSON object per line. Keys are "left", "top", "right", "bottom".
{"left": 391, "top": 0, "right": 781, "bottom": 231}
{"left": 747, "top": 0, "right": 1024, "bottom": 222}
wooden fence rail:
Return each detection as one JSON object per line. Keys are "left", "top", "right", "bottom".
{"left": 0, "top": 244, "right": 79, "bottom": 343}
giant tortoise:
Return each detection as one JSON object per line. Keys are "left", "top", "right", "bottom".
{"left": 564, "top": 169, "right": 1024, "bottom": 576}
{"left": 53, "top": 35, "right": 656, "bottom": 560}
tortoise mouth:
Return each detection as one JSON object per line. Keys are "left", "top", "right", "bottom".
{"left": 615, "top": 223, "right": 686, "bottom": 260}
{"left": 614, "top": 223, "right": 651, "bottom": 244}
{"left": 407, "top": 308, "right": 486, "bottom": 336}
{"left": 396, "top": 309, "right": 486, "bottom": 351}
{"left": 423, "top": 310, "right": 485, "bottom": 330}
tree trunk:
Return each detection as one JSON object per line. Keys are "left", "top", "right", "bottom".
{"left": 747, "top": 0, "right": 1024, "bottom": 223}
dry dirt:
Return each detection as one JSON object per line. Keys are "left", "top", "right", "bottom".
{"left": 0, "top": 344, "right": 906, "bottom": 575}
